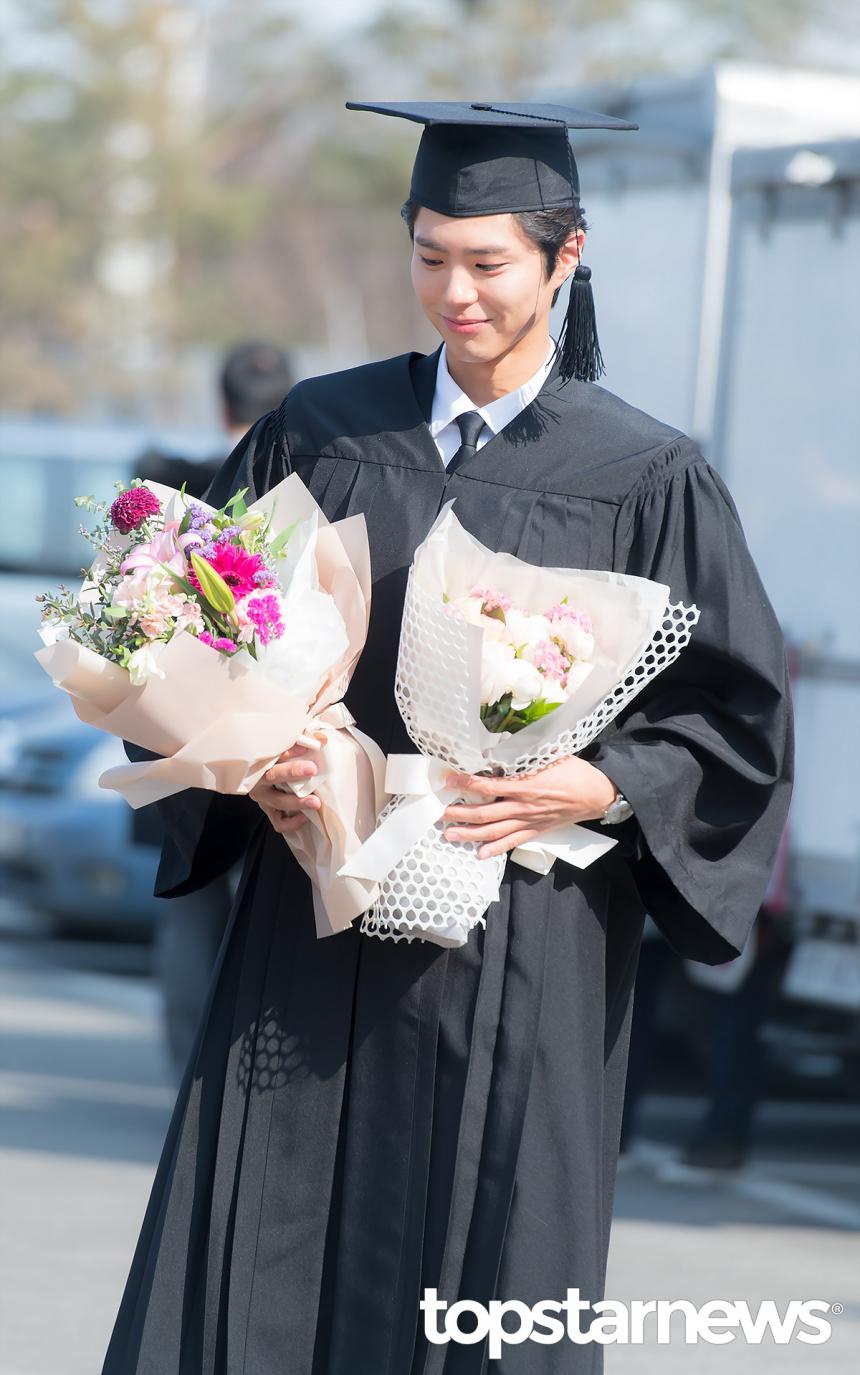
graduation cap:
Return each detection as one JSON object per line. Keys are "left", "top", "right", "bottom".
{"left": 346, "top": 100, "right": 639, "bottom": 384}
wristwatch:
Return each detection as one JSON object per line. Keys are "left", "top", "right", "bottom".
{"left": 600, "top": 788, "right": 634, "bottom": 826}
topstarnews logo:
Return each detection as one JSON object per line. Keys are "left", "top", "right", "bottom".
{"left": 420, "top": 1288, "right": 837, "bottom": 1362}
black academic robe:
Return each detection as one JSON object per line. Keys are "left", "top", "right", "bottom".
{"left": 101, "top": 347, "right": 793, "bottom": 1375}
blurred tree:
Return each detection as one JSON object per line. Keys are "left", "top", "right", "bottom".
{"left": 0, "top": 0, "right": 854, "bottom": 418}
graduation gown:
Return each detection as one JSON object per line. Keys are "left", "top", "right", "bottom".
{"left": 101, "top": 346, "right": 793, "bottom": 1375}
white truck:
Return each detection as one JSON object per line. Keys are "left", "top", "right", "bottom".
{"left": 554, "top": 64, "right": 860, "bottom": 1075}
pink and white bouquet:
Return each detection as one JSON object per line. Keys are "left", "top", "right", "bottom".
{"left": 446, "top": 587, "right": 598, "bottom": 735}
{"left": 35, "top": 474, "right": 387, "bottom": 939}
{"left": 342, "top": 503, "right": 700, "bottom": 948}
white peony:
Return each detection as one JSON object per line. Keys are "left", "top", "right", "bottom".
{"left": 506, "top": 655, "right": 545, "bottom": 710}
{"left": 480, "top": 639, "right": 518, "bottom": 706}
{"left": 452, "top": 595, "right": 508, "bottom": 641}
{"left": 537, "top": 674, "right": 569, "bottom": 706}
{"left": 504, "top": 607, "right": 552, "bottom": 649}
{"left": 127, "top": 643, "right": 167, "bottom": 687}
{"left": 550, "top": 618, "right": 595, "bottom": 662}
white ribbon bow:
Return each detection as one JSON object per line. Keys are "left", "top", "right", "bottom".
{"left": 340, "top": 753, "right": 618, "bottom": 888}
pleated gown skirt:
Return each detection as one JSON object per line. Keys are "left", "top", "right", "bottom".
{"left": 101, "top": 818, "right": 644, "bottom": 1375}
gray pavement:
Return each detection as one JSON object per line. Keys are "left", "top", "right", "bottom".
{"left": 0, "top": 907, "right": 858, "bottom": 1374}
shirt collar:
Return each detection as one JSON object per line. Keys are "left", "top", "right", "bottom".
{"left": 429, "top": 339, "right": 558, "bottom": 440}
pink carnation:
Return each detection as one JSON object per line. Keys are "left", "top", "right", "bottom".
{"left": 529, "top": 639, "right": 569, "bottom": 681}
{"left": 110, "top": 486, "right": 161, "bottom": 534}
{"left": 245, "top": 593, "right": 285, "bottom": 646}
{"left": 469, "top": 586, "right": 513, "bottom": 614}
{"left": 546, "top": 602, "right": 593, "bottom": 634}
{"left": 198, "top": 631, "right": 238, "bottom": 654}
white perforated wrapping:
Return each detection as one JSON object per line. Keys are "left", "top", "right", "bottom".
{"left": 360, "top": 573, "right": 700, "bottom": 945}
{"left": 359, "top": 810, "right": 504, "bottom": 945}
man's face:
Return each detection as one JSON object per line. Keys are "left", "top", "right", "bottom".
{"left": 410, "top": 207, "right": 579, "bottom": 367}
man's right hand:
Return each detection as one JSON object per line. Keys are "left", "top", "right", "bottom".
{"left": 248, "top": 738, "right": 325, "bottom": 835}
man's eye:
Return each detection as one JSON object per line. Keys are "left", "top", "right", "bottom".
{"left": 420, "top": 256, "right": 443, "bottom": 266}
{"left": 476, "top": 263, "right": 505, "bottom": 272}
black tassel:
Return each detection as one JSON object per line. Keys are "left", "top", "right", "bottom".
{"left": 558, "top": 263, "right": 605, "bottom": 384}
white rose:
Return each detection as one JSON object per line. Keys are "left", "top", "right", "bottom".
{"left": 550, "top": 619, "right": 594, "bottom": 661}
{"left": 504, "top": 607, "right": 552, "bottom": 649}
{"left": 127, "top": 643, "right": 166, "bottom": 687}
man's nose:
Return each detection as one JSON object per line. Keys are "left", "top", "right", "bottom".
{"left": 440, "top": 267, "right": 479, "bottom": 307}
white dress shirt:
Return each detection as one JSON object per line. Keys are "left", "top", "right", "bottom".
{"left": 428, "top": 340, "right": 558, "bottom": 466}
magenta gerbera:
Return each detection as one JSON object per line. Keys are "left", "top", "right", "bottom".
{"left": 187, "top": 539, "right": 270, "bottom": 601}
{"left": 110, "top": 486, "right": 161, "bottom": 534}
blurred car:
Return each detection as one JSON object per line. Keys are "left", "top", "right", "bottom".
{"left": 0, "top": 704, "right": 163, "bottom": 940}
{"left": 0, "top": 415, "right": 223, "bottom": 940}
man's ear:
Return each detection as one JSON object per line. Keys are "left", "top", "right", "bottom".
{"left": 554, "top": 229, "right": 585, "bottom": 286}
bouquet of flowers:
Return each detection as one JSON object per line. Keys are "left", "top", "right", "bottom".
{"left": 342, "top": 503, "right": 700, "bottom": 948}
{"left": 35, "top": 474, "right": 387, "bottom": 939}
{"left": 447, "top": 586, "right": 599, "bottom": 735}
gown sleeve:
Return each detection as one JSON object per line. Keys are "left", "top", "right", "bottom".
{"left": 582, "top": 445, "right": 795, "bottom": 965}
{"left": 125, "top": 407, "right": 292, "bottom": 898}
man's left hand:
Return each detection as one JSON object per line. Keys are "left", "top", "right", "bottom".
{"left": 443, "top": 758, "right": 619, "bottom": 860}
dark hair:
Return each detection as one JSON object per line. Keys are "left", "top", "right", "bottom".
{"left": 400, "top": 196, "right": 589, "bottom": 307}
{"left": 219, "top": 340, "right": 294, "bottom": 426}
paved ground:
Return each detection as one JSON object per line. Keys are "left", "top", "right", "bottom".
{"left": 0, "top": 908, "right": 858, "bottom": 1375}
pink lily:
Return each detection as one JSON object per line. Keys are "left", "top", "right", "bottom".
{"left": 121, "top": 521, "right": 197, "bottom": 579}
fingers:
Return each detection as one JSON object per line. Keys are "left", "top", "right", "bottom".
{"left": 293, "top": 731, "right": 326, "bottom": 753}
{"left": 259, "top": 802, "right": 316, "bottom": 835}
{"left": 280, "top": 730, "right": 327, "bottom": 760}
{"left": 249, "top": 781, "right": 322, "bottom": 813}
{"left": 477, "top": 829, "right": 540, "bottom": 860}
{"left": 264, "top": 757, "right": 319, "bottom": 787}
{"left": 256, "top": 784, "right": 321, "bottom": 812}
{"left": 443, "top": 799, "right": 534, "bottom": 826}
{"left": 446, "top": 771, "right": 517, "bottom": 796}
{"left": 445, "top": 818, "right": 525, "bottom": 846}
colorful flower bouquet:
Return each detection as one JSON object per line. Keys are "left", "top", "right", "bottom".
{"left": 342, "top": 503, "right": 701, "bottom": 948}
{"left": 35, "top": 474, "right": 387, "bottom": 939}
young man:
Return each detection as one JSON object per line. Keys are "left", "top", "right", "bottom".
{"left": 104, "top": 104, "right": 793, "bottom": 1375}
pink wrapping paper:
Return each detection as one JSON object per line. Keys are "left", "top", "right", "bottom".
{"left": 35, "top": 475, "right": 388, "bottom": 938}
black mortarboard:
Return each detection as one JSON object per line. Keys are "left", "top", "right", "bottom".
{"left": 346, "top": 101, "right": 639, "bottom": 383}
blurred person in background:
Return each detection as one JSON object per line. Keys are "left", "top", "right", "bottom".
{"left": 620, "top": 819, "right": 792, "bottom": 1174}
{"left": 136, "top": 340, "right": 295, "bottom": 501}
{"left": 132, "top": 340, "right": 293, "bottom": 1080}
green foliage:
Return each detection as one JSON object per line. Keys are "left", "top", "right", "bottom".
{"left": 481, "top": 690, "right": 561, "bottom": 734}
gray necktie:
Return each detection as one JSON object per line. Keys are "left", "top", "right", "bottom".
{"left": 447, "top": 410, "right": 485, "bottom": 475}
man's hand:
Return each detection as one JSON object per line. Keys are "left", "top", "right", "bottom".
{"left": 249, "top": 735, "right": 326, "bottom": 836}
{"left": 443, "top": 757, "right": 618, "bottom": 859}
